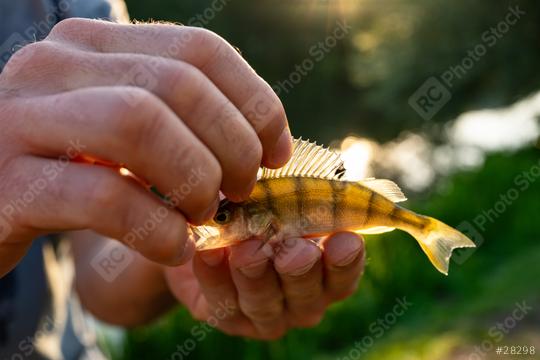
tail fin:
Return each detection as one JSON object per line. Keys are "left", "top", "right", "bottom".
{"left": 407, "top": 217, "right": 476, "bottom": 275}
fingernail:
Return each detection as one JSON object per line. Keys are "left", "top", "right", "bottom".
{"left": 228, "top": 176, "right": 257, "bottom": 202}
{"left": 335, "top": 248, "right": 362, "bottom": 267}
{"left": 286, "top": 256, "right": 319, "bottom": 276}
{"left": 202, "top": 196, "right": 220, "bottom": 220}
{"left": 268, "top": 127, "right": 292, "bottom": 167}
{"left": 199, "top": 249, "right": 225, "bottom": 267}
{"left": 239, "top": 259, "right": 268, "bottom": 279}
{"left": 243, "top": 176, "right": 257, "bottom": 198}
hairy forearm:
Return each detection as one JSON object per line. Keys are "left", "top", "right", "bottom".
{"left": 71, "top": 230, "right": 176, "bottom": 327}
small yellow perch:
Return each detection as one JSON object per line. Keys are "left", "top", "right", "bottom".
{"left": 193, "top": 138, "right": 475, "bottom": 275}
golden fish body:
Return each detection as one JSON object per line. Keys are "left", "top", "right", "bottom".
{"left": 194, "top": 139, "right": 475, "bottom": 275}
{"left": 249, "top": 177, "right": 427, "bottom": 238}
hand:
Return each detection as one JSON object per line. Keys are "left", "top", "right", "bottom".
{"left": 165, "top": 232, "right": 365, "bottom": 340}
{"left": 0, "top": 18, "right": 291, "bottom": 276}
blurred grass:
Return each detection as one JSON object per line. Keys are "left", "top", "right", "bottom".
{"left": 110, "top": 148, "right": 539, "bottom": 360}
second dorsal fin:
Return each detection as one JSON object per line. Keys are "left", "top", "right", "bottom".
{"left": 359, "top": 178, "right": 407, "bottom": 203}
{"left": 260, "top": 137, "right": 344, "bottom": 180}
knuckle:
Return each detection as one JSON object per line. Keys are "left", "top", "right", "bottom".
{"left": 167, "top": 63, "right": 207, "bottom": 110}
{"left": 87, "top": 173, "right": 124, "bottom": 213}
{"left": 185, "top": 27, "right": 231, "bottom": 69}
{"left": 190, "top": 27, "right": 220, "bottom": 42}
{"left": 2, "top": 41, "right": 56, "bottom": 77}
{"left": 49, "top": 18, "right": 85, "bottom": 37}
{"left": 289, "top": 288, "right": 322, "bottom": 304}
{"left": 189, "top": 27, "right": 223, "bottom": 52}
{"left": 111, "top": 89, "right": 166, "bottom": 148}
{"left": 47, "top": 18, "right": 96, "bottom": 40}
{"left": 47, "top": 18, "right": 110, "bottom": 51}
{"left": 241, "top": 299, "right": 283, "bottom": 322}
{"left": 181, "top": 150, "right": 220, "bottom": 200}
{"left": 18, "top": 41, "right": 54, "bottom": 58}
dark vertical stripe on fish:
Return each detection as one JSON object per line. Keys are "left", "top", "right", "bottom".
{"left": 389, "top": 206, "right": 400, "bottom": 223}
{"left": 364, "top": 191, "right": 376, "bottom": 227}
{"left": 330, "top": 180, "right": 341, "bottom": 228}
{"left": 261, "top": 180, "right": 278, "bottom": 217}
{"left": 293, "top": 177, "right": 306, "bottom": 230}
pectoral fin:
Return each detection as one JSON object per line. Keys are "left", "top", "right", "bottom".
{"left": 355, "top": 226, "right": 396, "bottom": 235}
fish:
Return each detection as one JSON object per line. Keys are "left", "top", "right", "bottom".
{"left": 192, "top": 138, "right": 476, "bottom": 275}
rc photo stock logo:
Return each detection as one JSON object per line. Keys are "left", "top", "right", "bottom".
{"left": 91, "top": 241, "right": 134, "bottom": 282}
{"left": 119, "top": 63, "right": 159, "bottom": 107}
{"left": 451, "top": 220, "right": 485, "bottom": 265}
{"left": 408, "top": 4, "right": 525, "bottom": 121}
{"left": 408, "top": 77, "right": 452, "bottom": 121}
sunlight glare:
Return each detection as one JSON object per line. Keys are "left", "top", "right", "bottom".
{"left": 340, "top": 136, "right": 375, "bottom": 181}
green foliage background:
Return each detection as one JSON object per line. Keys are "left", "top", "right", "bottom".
{"left": 110, "top": 1, "right": 540, "bottom": 359}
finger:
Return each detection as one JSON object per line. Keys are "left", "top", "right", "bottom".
{"left": 165, "top": 261, "right": 210, "bottom": 320}
{"left": 228, "top": 240, "right": 287, "bottom": 340}
{"left": 321, "top": 232, "right": 365, "bottom": 302}
{"left": 46, "top": 19, "right": 292, "bottom": 168}
{"left": 166, "top": 261, "right": 260, "bottom": 338}
{"left": 192, "top": 249, "right": 258, "bottom": 336}
{"left": 12, "top": 46, "right": 262, "bottom": 201}
{"left": 10, "top": 155, "right": 194, "bottom": 265}
{"left": 273, "top": 238, "right": 326, "bottom": 328}
{"left": 13, "top": 87, "right": 221, "bottom": 224}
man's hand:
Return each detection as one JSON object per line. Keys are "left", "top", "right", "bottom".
{"left": 0, "top": 18, "right": 291, "bottom": 276}
{"left": 165, "top": 232, "right": 365, "bottom": 340}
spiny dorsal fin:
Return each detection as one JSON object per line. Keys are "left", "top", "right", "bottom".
{"left": 359, "top": 178, "right": 407, "bottom": 203}
{"left": 260, "top": 137, "right": 344, "bottom": 180}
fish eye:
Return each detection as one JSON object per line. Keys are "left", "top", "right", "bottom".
{"left": 213, "top": 209, "right": 231, "bottom": 225}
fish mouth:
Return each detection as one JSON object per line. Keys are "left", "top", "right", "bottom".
{"left": 191, "top": 225, "right": 219, "bottom": 249}
{"left": 191, "top": 225, "right": 220, "bottom": 240}
{"left": 191, "top": 225, "right": 239, "bottom": 250}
